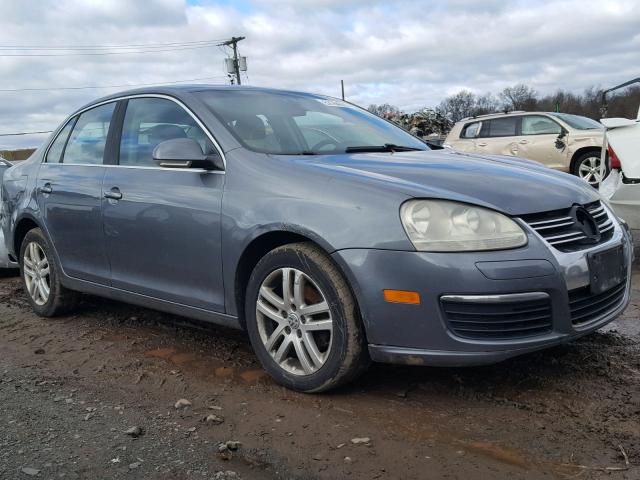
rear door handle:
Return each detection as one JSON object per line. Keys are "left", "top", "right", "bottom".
{"left": 477, "top": 142, "right": 488, "bottom": 147}
{"left": 104, "top": 188, "right": 123, "bottom": 201}
{"left": 39, "top": 183, "right": 52, "bottom": 195}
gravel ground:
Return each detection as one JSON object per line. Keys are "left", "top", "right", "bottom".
{"left": 0, "top": 267, "right": 638, "bottom": 479}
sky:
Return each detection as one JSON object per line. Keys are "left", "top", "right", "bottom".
{"left": 0, "top": 0, "right": 639, "bottom": 149}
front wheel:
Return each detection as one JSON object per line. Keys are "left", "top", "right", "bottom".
{"left": 245, "top": 243, "right": 369, "bottom": 392}
{"left": 20, "top": 228, "right": 79, "bottom": 317}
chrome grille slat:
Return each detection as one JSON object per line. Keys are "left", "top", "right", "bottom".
{"left": 521, "top": 201, "right": 615, "bottom": 252}
{"left": 528, "top": 216, "right": 573, "bottom": 227}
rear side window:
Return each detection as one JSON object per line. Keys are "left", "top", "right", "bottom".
{"left": 46, "top": 119, "right": 76, "bottom": 163}
{"left": 483, "top": 117, "right": 517, "bottom": 137}
{"left": 460, "top": 122, "right": 481, "bottom": 138}
{"left": 62, "top": 102, "right": 116, "bottom": 165}
{"left": 119, "top": 98, "right": 213, "bottom": 167}
{"left": 521, "top": 115, "right": 562, "bottom": 135}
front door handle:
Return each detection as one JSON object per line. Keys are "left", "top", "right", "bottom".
{"left": 477, "top": 142, "right": 488, "bottom": 147}
{"left": 104, "top": 188, "right": 123, "bottom": 201}
{"left": 39, "top": 183, "right": 53, "bottom": 195}
{"left": 519, "top": 139, "right": 529, "bottom": 145}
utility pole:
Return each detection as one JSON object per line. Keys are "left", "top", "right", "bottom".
{"left": 341, "top": 80, "right": 345, "bottom": 100}
{"left": 219, "top": 36, "right": 245, "bottom": 85}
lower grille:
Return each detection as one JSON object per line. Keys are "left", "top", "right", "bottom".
{"left": 441, "top": 293, "right": 553, "bottom": 340}
{"left": 569, "top": 281, "right": 626, "bottom": 326}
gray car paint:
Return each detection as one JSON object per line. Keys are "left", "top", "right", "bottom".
{"left": 0, "top": 86, "right": 632, "bottom": 367}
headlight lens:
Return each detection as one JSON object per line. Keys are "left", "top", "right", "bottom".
{"left": 400, "top": 200, "right": 527, "bottom": 252}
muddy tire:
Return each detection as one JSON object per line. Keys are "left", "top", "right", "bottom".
{"left": 19, "top": 228, "right": 79, "bottom": 317}
{"left": 245, "top": 242, "right": 369, "bottom": 392}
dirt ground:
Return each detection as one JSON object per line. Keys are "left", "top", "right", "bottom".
{"left": 0, "top": 268, "right": 638, "bottom": 480}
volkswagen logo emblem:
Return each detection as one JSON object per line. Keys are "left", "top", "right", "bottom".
{"left": 569, "top": 205, "right": 601, "bottom": 244}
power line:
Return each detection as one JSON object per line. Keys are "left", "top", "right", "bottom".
{"left": 0, "top": 43, "right": 221, "bottom": 57}
{"left": 0, "top": 39, "right": 228, "bottom": 50}
{"left": 0, "top": 75, "right": 229, "bottom": 93}
{"left": 0, "top": 130, "right": 52, "bottom": 137}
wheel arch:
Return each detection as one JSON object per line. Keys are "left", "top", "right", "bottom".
{"left": 570, "top": 146, "right": 603, "bottom": 174}
{"left": 12, "top": 214, "right": 42, "bottom": 260}
{"left": 232, "top": 228, "right": 363, "bottom": 331}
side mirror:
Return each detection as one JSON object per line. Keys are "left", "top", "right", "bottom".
{"left": 153, "top": 138, "right": 224, "bottom": 171}
{"left": 557, "top": 127, "right": 568, "bottom": 139}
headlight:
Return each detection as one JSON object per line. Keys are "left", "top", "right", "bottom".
{"left": 400, "top": 199, "right": 527, "bottom": 252}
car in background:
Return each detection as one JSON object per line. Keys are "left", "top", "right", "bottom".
{"left": 600, "top": 111, "right": 640, "bottom": 250}
{"left": 445, "top": 112, "right": 605, "bottom": 185}
{"left": 0, "top": 157, "right": 18, "bottom": 269}
{"left": 1, "top": 86, "right": 633, "bottom": 392}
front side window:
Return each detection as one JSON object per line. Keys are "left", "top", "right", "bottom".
{"left": 46, "top": 118, "right": 76, "bottom": 163}
{"left": 461, "top": 122, "right": 481, "bottom": 138}
{"left": 62, "top": 102, "right": 115, "bottom": 165}
{"left": 521, "top": 115, "right": 562, "bottom": 135}
{"left": 119, "top": 98, "right": 214, "bottom": 167}
{"left": 483, "top": 117, "right": 517, "bottom": 137}
{"left": 195, "top": 90, "right": 428, "bottom": 155}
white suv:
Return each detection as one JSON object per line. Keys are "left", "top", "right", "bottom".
{"left": 445, "top": 112, "right": 605, "bottom": 185}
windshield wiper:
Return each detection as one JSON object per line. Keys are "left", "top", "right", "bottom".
{"left": 344, "top": 143, "right": 424, "bottom": 153}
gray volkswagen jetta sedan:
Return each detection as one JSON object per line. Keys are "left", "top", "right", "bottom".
{"left": 0, "top": 86, "right": 633, "bottom": 392}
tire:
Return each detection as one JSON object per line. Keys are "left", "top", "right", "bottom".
{"left": 19, "top": 228, "right": 79, "bottom": 317}
{"left": 245, "top": 242, "right": 369, "bottom": 392}
{"left": 571, "top": 151, "right": 608, "bottom": 187}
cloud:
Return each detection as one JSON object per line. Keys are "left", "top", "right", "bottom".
{"left": 0, "top": 0, "right": 638, "bottom": 149}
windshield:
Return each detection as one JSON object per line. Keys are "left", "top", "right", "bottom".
{"left": 195, "top": 90, "right": 428, "bottom": 155}
{"left": 549, "top": 113, "right": 603, "bottom": 130}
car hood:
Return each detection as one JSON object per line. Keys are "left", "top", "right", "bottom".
{"left": 298, "top": 150, "right": 599, "bottom": 216}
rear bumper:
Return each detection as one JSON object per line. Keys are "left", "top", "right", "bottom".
{"left": 332, "top": 217, "right": 633, "bottom": 367}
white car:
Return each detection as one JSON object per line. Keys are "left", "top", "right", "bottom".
{"left": 600, "top": 110, "right": 640, "bottom": 250}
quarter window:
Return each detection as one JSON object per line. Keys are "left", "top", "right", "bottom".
{"left": 483, "top": 117, "right": 517, "bottom": 137}
{"left": 461, "top": 122, "right": 481, "bottom": 138}
{"left": 119, "top": 98, "right": 213, "bottom": 167}
{"left": 521, "top": 115, "right": 562, "bottom": 135}
{"left": 62, "top": 103, "right": 115, "bottom": 165}
{"left": 46, "top": 118, "right": 76, "bottom": 163}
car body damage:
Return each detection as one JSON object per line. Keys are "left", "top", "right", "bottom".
{"left": 600, "top": 112, "right": 640, "bottom": 248}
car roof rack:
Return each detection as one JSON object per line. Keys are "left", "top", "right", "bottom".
{"left": 460, "top": 111, "right": 526, "bottom": 122}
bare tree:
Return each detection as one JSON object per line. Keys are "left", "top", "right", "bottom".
{"left": 367, "top": 103, "right": 402, "bottom": 118}
{"left": 436, "top": 90, "right": 478, "bottom": 122}
{"left": 500, "top": 84, "right": 538, "bottom": 110}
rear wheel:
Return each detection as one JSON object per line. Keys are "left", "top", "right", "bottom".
{"left": 572, "top": 152, "right": 607, "bottom": 187}
{"left": 20, "top": 228, "right": 79, "bottom": 317}
{"left": 245, "top": 243, "right": 369, "bottom": 392}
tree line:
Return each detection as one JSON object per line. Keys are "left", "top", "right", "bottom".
{"left": 369, "top": 83, "right": 640, "bottom": 127}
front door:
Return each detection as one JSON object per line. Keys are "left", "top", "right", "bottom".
{"left": 36, "top": 102, "right": 116, "bottom": 283}
{"left": 102, "top": 97, "right": 226, "bottom": 311}
{"left": 516, "top": 115, "right": 568, "bottom": 169}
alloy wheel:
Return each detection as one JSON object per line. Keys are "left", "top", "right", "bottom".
{"left": 578, "top": 156, "right": 604, "bottom": 186}
{"left": 23, "top": 242, "right": 50, "bottom": 306}
{"left": 256, "top": 267, "right": 333, "bottom": 376}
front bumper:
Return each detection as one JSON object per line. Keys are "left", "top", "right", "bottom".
{"left": 332, "top": 215, "right": 633, "bottom": 367}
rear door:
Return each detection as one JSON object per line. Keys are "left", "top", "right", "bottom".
{"left": 36, "top": 102, "right": 116, "bottom": 283}
{"left": 101, "top": 96, "right": 226, "bottom": 311}
{"left": 475, "top": 117, "right": 519, "bottom": 156}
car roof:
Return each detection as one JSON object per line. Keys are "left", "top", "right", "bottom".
{"left": 457, "top": 111, "right": 576, "bottom": 123}
{"left": 74, "top": 84, "right": 322, "bottom": 115}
